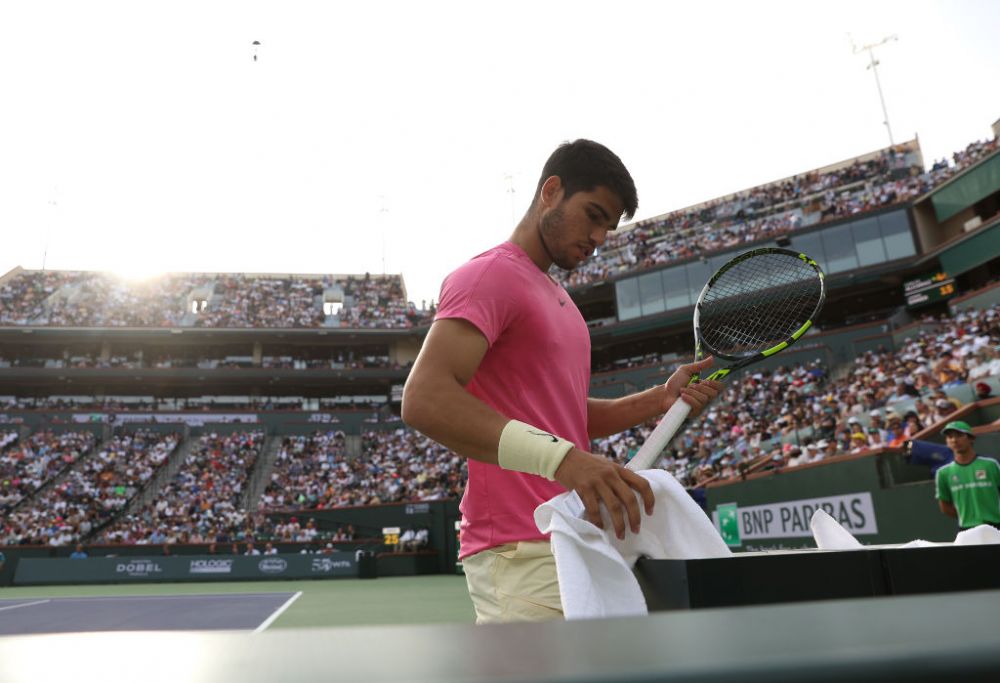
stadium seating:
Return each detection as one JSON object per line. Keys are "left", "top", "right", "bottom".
{"left": 555, "top": 137, "right": 998, "bottom": 289}
{"left": 1, "top": 431, "right": 178, "bottom": 546}
{"left": 0, "top": 271, "right": 428, "bottom": 330}
{"left": 97, "top": 431, "right": 265, "bottom": 544}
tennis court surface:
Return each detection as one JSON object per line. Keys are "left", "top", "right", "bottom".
{"left": 0, "top": 592, "right": 300, "bottom": 636}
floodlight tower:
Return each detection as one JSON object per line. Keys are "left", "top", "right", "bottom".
{"left": 504, "top": 173, "right": 517, "bottom": 228}
{"left": 851, "top": 34, "right": 899, "bottom": 147}
{"left": 378, "top": 195, "right": 388, "bottom": 275}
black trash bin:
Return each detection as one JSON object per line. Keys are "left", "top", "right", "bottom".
{"left": 357, "top": 550, "right": 377, "bottom": 579}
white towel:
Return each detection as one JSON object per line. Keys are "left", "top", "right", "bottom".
{"left": 809, "top": 509, "right": 1000, "bottom": 549}
{"left": 534, "top": 470, "right": 731, "bottom": 620}
{"left": 810, "top": 508, "right": 864, "bottom": 550}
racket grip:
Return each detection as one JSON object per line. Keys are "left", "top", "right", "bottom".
{"left": 625, "top": 399, "right": 692, "bottom": 471}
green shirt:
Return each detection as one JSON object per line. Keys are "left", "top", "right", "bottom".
{"left": 936, "top": 456, "right": 1000, "bottom": 528}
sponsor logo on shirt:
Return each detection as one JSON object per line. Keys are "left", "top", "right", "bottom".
{"left": 976, "top": 469, "right": 987, "bottom": 480}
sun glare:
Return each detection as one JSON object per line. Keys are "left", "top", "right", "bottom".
{"left": 108, "top": 264, "right": 166, "bottom": 283}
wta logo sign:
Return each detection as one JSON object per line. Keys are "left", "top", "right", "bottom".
{"left": 713, "top": 492, "right": 878, "bottom": 547}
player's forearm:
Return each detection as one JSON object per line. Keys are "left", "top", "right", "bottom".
{"left": 938, "top": 501, "right": 957, "bottom": 518}
{"left": 401, "top": 374, "right": 508, "bottom": 464}
{"left": 586, "top": 387, "right": 670, "bottom": 439}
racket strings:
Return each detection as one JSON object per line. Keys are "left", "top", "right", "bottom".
{"left": 699, "top": 253, "right": 822, "bottom": 357}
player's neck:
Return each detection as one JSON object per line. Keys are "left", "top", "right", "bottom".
{"left": 510, "top": 216, "right": 553, "bottom": 273}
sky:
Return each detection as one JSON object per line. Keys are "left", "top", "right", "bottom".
{"left": 1, "top": 0, "right": 998, "bottom": 309}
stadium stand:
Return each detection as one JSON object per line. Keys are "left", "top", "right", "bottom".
{"left": 1, "top": 430, "right": 178, "bottom": 545}
{"left": 0, "top": 270, "right": 428, "bottom": 329}
{"left": 258, "top": 428, "right": 464, "bottom": 512}
{"left": 0, "top": 431, "right": 97, "bottom": 515}
{"left": 97, "top": 431, "right": 265, "bottom": 544}
{"left": 555, "top": 137, "right": 998, "bottom": 289}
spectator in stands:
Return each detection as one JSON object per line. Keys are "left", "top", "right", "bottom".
{"left": 849, "top": 433, "right": 870, "bottom": 454}
{"left": 968, "top": 346, "right": 1000, "bottom": 382}
{"left": 903, "top": 411, "right": 925, "bottom": 439}
{"left": 819, "top": 439, "right": 836, "bottom": 461}
{"left": 931, "top": 399, "right": 957, "bottom": 424}
{"left": 69, "top": 543, "right": 88, "bottom": 559}
{"left": 244, "top": 541, "right": 261, "bottom": 556}
{"left": 975, "top": 382, "right": 993, "bottom": 401}
{"left": 885, "top": 412, "right": 907, "bottom": 448}
{"left": 935, "top": 421, "right": 1000, "bottom": 531}
{"left": 397, "top": 527, "right": 415, "bottom": 553}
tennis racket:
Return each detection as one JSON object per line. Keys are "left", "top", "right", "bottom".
{"left": 625, "top": 247, "right": 826, "bottom": 472}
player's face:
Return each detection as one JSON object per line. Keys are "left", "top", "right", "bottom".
{"left": 539, "top": 185, "right": 625, "bottom": 271}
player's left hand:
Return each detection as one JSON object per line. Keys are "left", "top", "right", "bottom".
{"left": 663, "top": 356, "right": 723, "bottom": 418}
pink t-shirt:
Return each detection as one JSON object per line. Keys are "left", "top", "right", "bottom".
{"left": 434, "top": 242, "right": 591, "bottom": 559}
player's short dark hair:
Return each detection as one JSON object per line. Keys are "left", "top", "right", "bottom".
{"left": 534, "top": 139, "right": 638, "bottom": 221}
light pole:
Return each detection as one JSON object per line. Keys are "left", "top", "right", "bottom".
{"left": 504, "top": 173, "right": 516, "bottom": 228}
{"left": 851, "top": 34, "right": 898, "bottom": 147}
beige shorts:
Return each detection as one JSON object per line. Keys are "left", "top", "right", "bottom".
{"left": 461, "top": 540, "right": 563, "bottom": 624}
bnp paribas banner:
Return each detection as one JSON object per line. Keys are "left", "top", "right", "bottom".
{"left": 712, "top": 492, "right": 878, "bottom": 549}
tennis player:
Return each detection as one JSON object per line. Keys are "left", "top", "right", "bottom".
{"left": 402, "top": 139, "right": 723, "bottom": 623}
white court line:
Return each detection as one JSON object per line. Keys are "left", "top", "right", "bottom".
{"left": 0, "top": 599, "right": 50, "bottom": 613}
{"left": 51, "top": 594, "right": 293, "bottom": 602}
{"left": 252, "top": 591, "right": 302, "bottom": 634}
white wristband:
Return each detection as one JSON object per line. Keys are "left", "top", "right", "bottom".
{"left": 497, "top": 420, "right": 574, "bottom": 480}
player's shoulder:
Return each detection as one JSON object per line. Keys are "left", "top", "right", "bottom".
{"left": 443, "top": 243, "right": 527, "bottom": 292}
{"left": 977, "top": 455, "right": 1000, "bottom": 469}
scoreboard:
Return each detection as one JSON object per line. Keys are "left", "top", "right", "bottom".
{"left": 904, "top": 271, "right": 957, "bottom": 308}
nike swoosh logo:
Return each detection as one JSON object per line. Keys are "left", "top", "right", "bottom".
{"left": 527, "top": 430, "right": 558, "bottom": 443}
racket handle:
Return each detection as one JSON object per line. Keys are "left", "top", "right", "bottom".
{"left": 625, "top": 399, "right": 692, "bottom": 471}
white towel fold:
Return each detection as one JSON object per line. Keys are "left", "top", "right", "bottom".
{"left": 810, "top": 509, "right": 864, "bottom": 550}
{"left": 534, "top": 470, "right": 731, "bottom": 620}
{"left": 809, "top": 509, "right": 1000, "bottom": 549}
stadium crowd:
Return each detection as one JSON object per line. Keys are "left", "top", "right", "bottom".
{"left": 98, "top": 431, "right": 265, "bottom": 545}
{"left": 1, "top": 431, "right": 178, "bottom": 546}
{"left": 1, "top": 350, "right": 401, "bottom": 371}
{"left": 194, "top": 275, "right": 327, "bottom": 328}
{"left": 0, "top": 430, "right": 97, "bottom": 514}
{"left": 42, "top": 274, "right": 209, "bottom": 327}
{"left": 0, "top": 271, "right": 429, "bottom": 330}
{"left": 556, "top": 137, "right": 999, "bottom": 289}
{"left": 258, "top": 428, "right": 465, "bottom": 512}
{"left": 594, "top": 302, "right": 1000, "bottom": 486}
{"left": 338, "top": 275, "right": 423, "bottom": 329}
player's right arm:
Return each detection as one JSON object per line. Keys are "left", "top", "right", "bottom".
{"left": 402, "top": 318, "right": 653, "bottom": 538}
